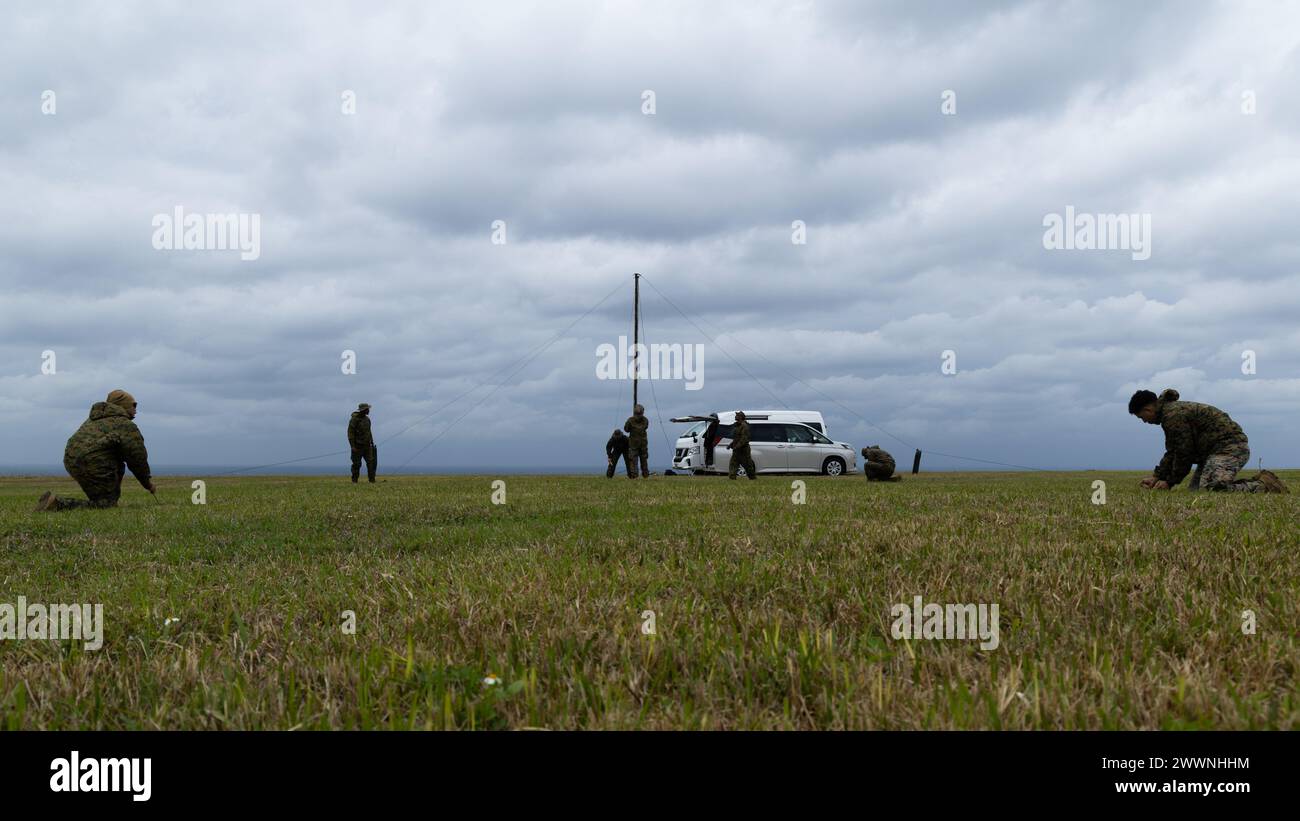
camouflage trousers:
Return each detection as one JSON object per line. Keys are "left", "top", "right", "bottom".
{"left": 1189, "top": 442, "right": 1263, "bottom": 492}
{"left": 55, "top": 461, "right": 124, "bottom": 510}
{"left": 728, "top": 445, "right": 756, "bottom": 480}
{"left": 351, "top": 445, "right": 377, "bottom": 482}
{"left": 627, "top": 442, "right": 649, "bottom": 478}
{"left": 864, "top": 461, "right": 896, "bottom": 481}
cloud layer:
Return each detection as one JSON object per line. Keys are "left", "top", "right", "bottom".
{"left": 3, "top": 0, "right": 1298, "bottom": 472}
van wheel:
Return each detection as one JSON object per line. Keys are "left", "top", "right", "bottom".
{"left": 822, "top": 457, "right": 845, "bottom": 476}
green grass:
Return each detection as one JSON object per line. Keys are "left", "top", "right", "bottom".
{"left": 1, "top": 470, "right": 1297, "bottom": 729}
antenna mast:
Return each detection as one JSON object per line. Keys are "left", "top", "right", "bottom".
{"left": 632, "top": 272, "right": 640, "bottom": 412}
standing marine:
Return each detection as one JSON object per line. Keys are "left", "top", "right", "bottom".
{"left": 861, "top": 445, "right": 900, "bottom": 482}
{"left": 624, "top": 404, "right": 650, "bottom": 478}
{"left": 702, "top": 413, "right": 720, "bottom": 469}
{"left": 726, "top": 410, "right": 757, "bottom": 480}
{"left": 1129, "top": 388, "right": 1286, "bottom": 492}
{"left": 36, "top": 389, "right": 155, "bottom": 510}
{"left": 348, "top": 403, "right": 377, "bottom": 483}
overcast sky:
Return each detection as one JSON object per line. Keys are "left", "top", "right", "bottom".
{"left": 3, "top": 0, "right": 1298, "bottom": 472}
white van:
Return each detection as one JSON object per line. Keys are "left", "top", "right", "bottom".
{"left": 669, "top": 410, "right": 857, "bottom": 476}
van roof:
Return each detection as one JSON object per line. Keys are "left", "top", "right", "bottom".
{"left": 720, "top": 410, "right": 822, "bottom": 420}
{"left": 669, "top": 410, "right": 826, "bottom": 425}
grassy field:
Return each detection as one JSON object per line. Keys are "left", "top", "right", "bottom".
{"left": 1, "top": 470, "right": 1297, "bottom": 730}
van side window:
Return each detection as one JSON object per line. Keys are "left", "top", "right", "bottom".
{"left": 806, "top": 422, "right": 823, "bottom": 433}
{"left": 784, "top": 424, "right": 814, "bottom": 444}
{"left": 750, "top": 424, "right": 783, "bottom": 442}
{"left": 714, "top": 424, "right": 733, "bottom": 441}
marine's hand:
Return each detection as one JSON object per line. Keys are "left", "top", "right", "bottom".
{"left": 1152, "top": 480, "right": 1170, "bottom": 490}
{"left": 146, "top": 482, "right": 157, "bottom": 494}
{"left": 1139, "top": 476, "right": 1157, "bottom": 488}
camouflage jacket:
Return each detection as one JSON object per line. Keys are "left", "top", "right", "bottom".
{"left": 606, "top": 432, "right": 629, "bottom": 457}
{"left": 861, "top": 446, "right": 895, "bottom": 470}
{"left": 1152, "top": 390, "right": 1247, "bottom": 485}
{"left": 63, "top": 401, "right": 152, "bottom": 487}
{"left": 348, "top": 412, "right": 373, "bottom": 450}
{"left": 624, "top": 413, "right": 649, "bottom": 446}
{"left": 730, "top": 419, "right": 751, "bottom": 449}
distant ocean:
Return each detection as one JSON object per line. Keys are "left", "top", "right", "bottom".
{"left": 0, "top": 464, "right": 604, "bottom": 477}
{"left": 0, "top": 463, "right": 1064, "bottom": 477}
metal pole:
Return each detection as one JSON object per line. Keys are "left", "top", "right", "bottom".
{"left": 632, "top": 272, "right": 640, "bottom": 412}
{"left": 912, "top": 449, "right": 922, "bottom": 475}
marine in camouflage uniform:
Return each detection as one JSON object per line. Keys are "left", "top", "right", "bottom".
{"left": 348, "top": 403, "right": 377, "bottom": 483}
{"left": 1131, "top": 388, "right": 1287, "bottom": 493}
{"left": 623, "top": 404, "right": 650, "bottom": 478}
{"left": 702, "top": 414, "right": 720, "bottom": 468}
{"left": 727, "top": 411, "right": 757, "bottom": 480}
{"left": 606, "top": 429, "right": 630, "bottom": 478}
{"left": 36, "top": 389, "right": 154, "bottom": 511}
{"left": 861, "top": 445, "right": 899, "bottom": 482}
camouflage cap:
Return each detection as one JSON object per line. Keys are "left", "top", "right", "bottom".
{"left": 633, "top": 404, "right": 645, "bottom": 415}
{"left": 358, "top": 403, "right": 371, "bottom": 411}
{"left": 734, "top": 410, "right": 746, "bottom": 420}
{"left": 106, "top": 389, "right": 137, "bottom": 410}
